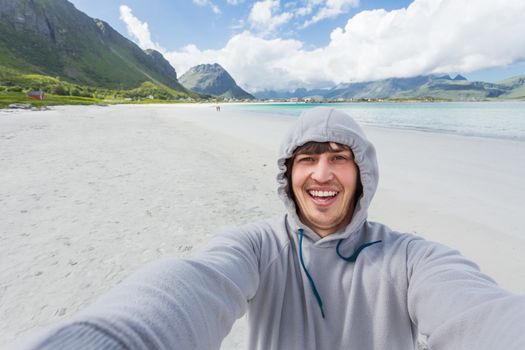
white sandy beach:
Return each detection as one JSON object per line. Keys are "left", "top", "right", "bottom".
{"left": 1, "top": 104, "right": 524, "bottom": 348}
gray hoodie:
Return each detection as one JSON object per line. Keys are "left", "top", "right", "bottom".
{"left": 16, "top": 107, "right": 525, "bottom": 350}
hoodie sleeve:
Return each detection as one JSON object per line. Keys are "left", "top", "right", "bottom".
{"left": 18, "top": 228, "right": 260, "bottom": 350}
{"left": 406, "top": 238, "right": 525, "bottom": 350}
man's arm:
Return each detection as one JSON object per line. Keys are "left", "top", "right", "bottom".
{"left": 407, "top": 239, "right": 525, "bottom": 350}
{"left": 16, "top": 229, "right": 260, "bottom": 350}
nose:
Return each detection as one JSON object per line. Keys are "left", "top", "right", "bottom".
{"left": 311, "top": 158, "right": 334, "bottom": 183}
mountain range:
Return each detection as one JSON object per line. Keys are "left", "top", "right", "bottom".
{"left": 179, "top": 64, "right": 254, "bottom": 100}
{"left": 254, "top": 74, "right": 525, "bottom": 101}
{"left": 0, "top": 0, "right": 523, "bottom": 102}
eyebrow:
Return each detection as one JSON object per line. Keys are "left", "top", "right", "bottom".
{"left": 296, "top": 148, "right": 350, "bottom": 155}
{"left": 295, "top": 149, "right": 352, "bottom": 157}
{"left": 324, "top": 149, "right": 352, "bottom": 155}
{"left": 329, "top": 149, "right": 355, "bottom": 159}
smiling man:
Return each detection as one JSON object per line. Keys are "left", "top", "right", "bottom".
{"left": 14, "top": 107, "right": 525, "bottom": 350}
{"left": 290, "top": 142, "right": 360, "bottom": 236}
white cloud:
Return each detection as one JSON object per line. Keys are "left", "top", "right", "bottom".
{"left": 315, "top": 0, "right": 525, "bottom": 82}
{"left": 119, "top": 5, "right": 165, "bottom": 52}
{"left": 302, "top": 0, "right": 359, "bottom": 27}
{"left": 230, "top": 19, "right": 246, "bottom": 31}
{"left": 131, "top": 0, "right": 525, "bottom": 92}
{"left": 226, "top": 0, "right": 244, "bottom": 4}
{"left": 212, "top": 4, "right": 221, "bottom": 14}
{"left": 296, "top": 6, "right": 313, "bottom": 17}
{"left": 192, "top": 0, "right": 221, "bottom": 14}
{"left": 248, "top": 0, "right": 293, "bottom": 33}
{"left": 165, "top": 31, "right": 317, "bottom": 91}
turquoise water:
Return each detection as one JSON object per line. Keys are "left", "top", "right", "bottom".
{"left": 227, "top": 102, "right": 525, "bottom": 141}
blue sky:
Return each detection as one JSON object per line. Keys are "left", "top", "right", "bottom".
{"left": 69, "top": 0, "right": 525, "bottom": 92}
{"left": 70, "top": 0, "right": 413, "bottom": 50}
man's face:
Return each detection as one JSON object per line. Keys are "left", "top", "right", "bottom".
{"left": 291, "top": 143, "right": 359, "bottom": 237}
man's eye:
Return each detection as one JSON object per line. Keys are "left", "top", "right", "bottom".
{"left": 298, "top": 157, "right": 314, "bottom": 162}
{"left": 333, "top": 155, "right": 347, "bottom": 161}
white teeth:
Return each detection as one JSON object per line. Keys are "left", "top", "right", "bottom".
{"left": 309, "top": 190, "right": 337, "bottom": 197}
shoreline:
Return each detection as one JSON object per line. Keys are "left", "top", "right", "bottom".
{"left": 2, "top": 98, "right": 523, "bottom": 110}
{"left": 222, "top": 101, "right": 525, "bottom": 142}
{"left": 1, "top": 104, "right": 524, "bottom": 348}
{"left": 4, "top": 105, "right": 525, "bottom": 143}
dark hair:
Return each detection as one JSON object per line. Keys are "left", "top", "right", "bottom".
{"left": 292, "top": 141, "right": 350, "bottom": 156}
{"left": 285, "top": 141, "right": 363, "bottom": 202}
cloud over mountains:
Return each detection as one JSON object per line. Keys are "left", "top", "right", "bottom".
{"left": 119, "top": 6, "right": 165, "bottom": 53}
{"left": 120, "top": 0, "right": 525, "bottom": 92}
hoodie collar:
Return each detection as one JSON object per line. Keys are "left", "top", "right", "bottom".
{"left": 277, "top": 107, "right": 379, "bottom": 244}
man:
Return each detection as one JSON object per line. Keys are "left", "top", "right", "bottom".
{"left": 13, "top": 108, "right": 525, "bottom": 349}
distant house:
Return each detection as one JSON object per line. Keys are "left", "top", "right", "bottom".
{"left": 27, "top": 90, "right": 45, "bottom": 100}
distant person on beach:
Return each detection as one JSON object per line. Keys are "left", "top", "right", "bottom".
{"left": 13, "top": 108, "right": 525, "bottom": 350}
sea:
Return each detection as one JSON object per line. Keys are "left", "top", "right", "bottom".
{"left": 228, "top": 102, "right": 525, "bottom": 141}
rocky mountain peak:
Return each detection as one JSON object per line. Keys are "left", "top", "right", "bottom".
{"left": 190, "top": 63, "right": 226, "bottom": 74}
{"left": 179, "top": 63, "right": 254, "bottom": 100}
{"left": 145, "top": 49, "right": 178, "bottom": 79}
{"left": 0, "top": 0, "right": 77, "bottom": 44}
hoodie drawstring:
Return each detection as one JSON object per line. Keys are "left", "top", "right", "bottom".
{"left": 298, "top": 228, "right": 382, "bottom": 319}
{"left": 298, "top": 228, "right": 325, "bottom": 318}
{"left": 336, "top": 239, "right": 382, "bottom": 262}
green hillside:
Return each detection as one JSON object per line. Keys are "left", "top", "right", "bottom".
{"left": 0, "top": 67, "right": 198, "bottom": 108}
{"left": 393, "top": 79, "right": 504, "bottom": 100}
{"left": 0, "top": 0, "right": 187, "bottom": 91}
{"left": 497, "top": 75, "right": 525, "bottom": 99}
{"left": 320, "top": 74, "right": 525, "bottom": 101}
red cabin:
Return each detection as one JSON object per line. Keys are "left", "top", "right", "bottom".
{"left": 27, "top": 90, "right": 45, "bottom": 100}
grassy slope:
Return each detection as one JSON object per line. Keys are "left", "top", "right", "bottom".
{"left": 501, "top": 85, "right": 525, "bottom": 99}
{"left": 498, "top": 75, "right": 525, "bottom": 99}
{"left": 0, "top": 92, "right": 100, "bottom": 108}
{"left": 0, "top": 91, "right": 195, "bottom": 109}
{"left": 393, "top": 80, "right": 501, "bottom": 100}
{"left": 395, "top": 87, "right": 489, "bottom": 100}
{"left": 0, "top": 0, "right": 188, "bottom": 92}
{"left": 0, "top": 22, "right": 61, "bottom": 75}
{"left": 0, "top": 65, "right": 202, "bottom": 108}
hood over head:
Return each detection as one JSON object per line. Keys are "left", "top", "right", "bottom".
{"left": 277, "top": 107, "right": 379, "bottom": 243}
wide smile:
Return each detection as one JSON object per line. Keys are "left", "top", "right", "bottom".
{"left": 307, "top": 190, "right": 340, "bottom": 207}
